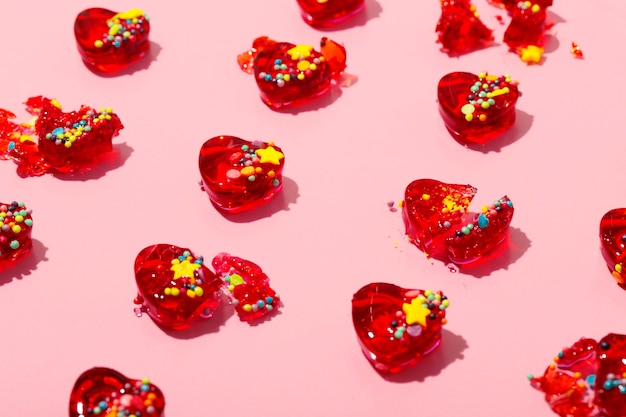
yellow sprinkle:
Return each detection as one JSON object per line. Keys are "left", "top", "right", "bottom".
{"left": 531, "top": 4, "right": 540, "bottom": 12}
{"left": 194, "top": 287, "right": 204, "bottom": 297}
{"left": 485, "top": 74, "right": 498, "bottom": 81}
{"left": 64, "top": 141, "right": 72, "bottom": 148}
{"left": 616, "top": 264, "right": 623, "bottom": 273}
{"left": 123, "top": 31, "right": 131, "bottom": 39}
{"left": 94, "top": 40, "right": 104, "bottom": 48}
{"left": 297, "top": 73, "right": 305, "bottom": 80}
{"left": 227, "top": 284, "right": 235, "bottom": 292}
{"left": 482, "top": 205, "right": 488, "bottom": 213}
{"left": 478, "top": 72, "right": 486, "bottom": 79}
{"left": 268, "top": 170, "right": 276, "bottom": 178}
{"left": 171, "top": 288, "right": 180, "bottom": 296}
{"left": 310, "top": 63, "right": 317, "bottom": 71}
{"left": 230, "top": 274, "right": 244, "bottom": 286}
{"left": 283, "top": 74, "right": 291, "bottom": 82}
{"left": 112, "top": 8, "right": 145, "bottom": 20}
{"left": 164, "top": 288, "right": 171, "bottom": 295}
{"left": 50, "top": 99, "right": 62, "bottom": 110}
{"left": 398, "top": 201, "right": 404, "bottom": 208}
{"left": 461, "top": 103, "right": 475, "bottom": 115}
{"left": 422, "top": 194, "right": 430, "bottom": 200}
{"left": 108, "top": 25, "right": 120, "bottom": 36}
{"left": 243, "top": 304, "right": 252, "bottom": 312}
{"left": 240, "top": 166, "right": 255, "bottom": 176}
{"left": 465, "top": 114, "right": 473, "bottom": 121}
{"left": 255, "top": 167, "right": 262, "bottom": 174}
{"left": 186, "top": 289, "right": 196, "bottom": 298}
{"left": 12, "top": 225, "right": 21, "bottom": 233}
{"left": 19, "top": 135, "right": 34, "bottom": 143}
{"left": 297, "top": 60, "right": 311, "bottom": 71}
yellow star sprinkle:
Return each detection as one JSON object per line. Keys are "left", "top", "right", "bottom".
{"left": 518, "top": 45, "right": 544, "bottom": 64}
{"left": 402, "top": 298, "right": 431, "bottom": 327}
{"left": 171, "top": 258, "right": 201, "bottom": 279}
{"left": 255, "top": 146, "right": 284, "bottom": 165}
{"left": 287, "top": 44, "right": 313, "bottom": 60}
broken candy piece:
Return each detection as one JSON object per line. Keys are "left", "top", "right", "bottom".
{"left": 438, "top": 72, "right": 520, "bottom": 144}
{"left": 599, "top": 208, "right": 626, "bottom": 285}
{"left": 402, "top": 179, "right": 514, "bottom": 265}
{"left": 69, "top": 367, "right": 165, "bottom": 417}
{"left": 296, "top": 0, "right": 365, "bottom": 27}
{"left": 134, "top": 244, "right": 223, "bottom": 330}
{"left": 351, "top": 283, "right": 449, "bottom": 373}
{"left": 237, "top": 36, "right": 347, "bottom": 109}
{"left": 74, "top": 8, "right": 151, "bottom": 74}
{"left": 0, "top": 201, "right": 34, "bottom": 271}
{"left": 530, "top": 334, "right": 626, "bottom": 417}
{"left": 503, "top": 2, "right": 548, "bottom": 64}
{"left": 436, "top": 0, "right": 494, "bottom": 55}
{"left": 212, "top": 253, "right": 280, "bottom": 322}
{"left": 198, "top": 135, "right": 285, "bottom": 213}
{"left": 488, "top": 0, "right": 552, "bottom": 12}
{"left": 0, "top": 97, "right": 123, "bottom": 177}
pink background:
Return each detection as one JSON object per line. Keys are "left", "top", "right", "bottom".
{"left": 0, "top": 1, "right": 624, "bottom": 415}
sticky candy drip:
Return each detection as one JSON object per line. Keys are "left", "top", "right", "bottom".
{"left": 69, "top": 367, "right": 165, "bottom": 417}
{"left": 402, "top": 179, "right": 514, "bottom": 266}
{"left": 436, "top": 0, "right": 494, "bottom": 55}
{"left": 74, "top": 8, "right": 151, "bottom": 74}
{"left": 0, "top": 201, "right": 34, "bottom": 271}
{"left": 238, "top": 36, "right": 347, "bottom": 109}
{"left": 503, "top": 2, "right": 549, "bottom": 64}
{"left": 438, "top": 72, "right": 520, "bottom": 144}
{"left": 0, "top": 97, "right": 123, "bottom": 177}
{"left": 198, "top": 135, "right": 285, "bottom": 213}
{"left": 530, "top": 334, "right": 626, "bottom": 417}
{"left": 296, "top": 0, "right": 365, "bottom": 27}
{"left": 352, "top": 283, "right": 448, "bottom": 373}
{"left": 599, "top": 209, "right": 626, "bottom": 285}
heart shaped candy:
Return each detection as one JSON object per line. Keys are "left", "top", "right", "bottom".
{"left": 199, "top": 135, "right": 285, "bottom": 213}
{"left": 237, "top": 36, "right": 347, "bottom": 109}
{"left": 0, "top": 201, "right": 34, "bottom": 271}
{"left": 74, "top": 8, "right": 151, "bottom": 74}
{"left": 436, "top": 0, "right": 494, "bottom": 55}
{"left": 438, "top": 72, "right": 520, "bottom": 144}
{"left": 402, "top": 179, "right": 514, "bottom": 265}
{"left": 212, "top": 253, "right": 281, "bottom": 322}
{"left": 0, "top": 96, "right": 123, "bottom": 177}
{"left": 599, "top": 209, "right": 626, "bottom": 285}
{"left": 296, "top": 0, "right": 365, "bottom": 27}
{"left": 134, "top": 244, "right": 223, "bottom": 330}
{"left": 352, "top": 283, "right": 449, "bottom": 373}
{"left": 69, "top": 367, "right": 165, "bottom": 417}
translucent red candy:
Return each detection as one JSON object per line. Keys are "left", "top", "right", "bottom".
{"left": 0, "top": 201, "right": 33, "bottom": 271}
{"left": 0, "top": 97, "right": 123, "bottom": 177}
{"left": 212, "top": 253, "right": 281, "bottom": 322}
{"left": 198, "top": 135, "right": 285, "bottom": 213}
{"left": 599, "top": 209, "right": 626, "bottom": 285}
{"left": 70, "top": 367, "right": 165, "bottom": 417}
{"left": 134, "top": 244, "right": 223, "bottom": 330}
{"left": 488, "top": 0, "right": 552, "bottom": 12}
{"left": 296, "top": 0, "right": 365, "bottom": 27}
{"left": 503, "top": 2, "right": 548, "bottom": 63}
{"left": 436, "top": 0, "right": 494, "bottom": 55}
{"left": 530, "top": 334, "right": 626, "bottom": 417}
{"left": 238, "top": 36, "right": 347, "bottom": 109}
{"left": 351, "top": 283, "right": 449, "bottom": 373}
{"left": 438, "top": 72, "right": 520, "bottom": 144}
{"left": 74, "top": 8, "right": 151, "bottom": 74}
{"left": 402, "top": 179, "right": 514, "bottom": 265}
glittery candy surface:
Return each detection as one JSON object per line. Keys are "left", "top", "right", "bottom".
{"left": 599, "top": 209, "right": 626, "bottom": 285}
{"left": 69, "top": 367, "right": 165, "bottom": 417}
{"left": 0, "top": 201, "right": 33, "bottom": 271}
{"left": 134, "top": 244, "right": 223, "bottom": 330}
{"left": 402, "top": 179, "right": 514, "bottom": 265}
{"left": 436, "top": 0, "right": 494, "bottom": 55}
{"left": 296, "top": 0, "right": 365, "bottom": 27}
{"left": 74, "top": 8, "right": 151, "bottom": 74}
{"left": 0, "top": 96, "right": 123, "bottom": 177}
{"left": 238, "top": 36, "right": 346, "bottom": 109}
{"left": 199, "top": 135, "right": 285, "bottom": 213}
{"left": 438, "top": 72, "right": 520, "bottom": 144}
{"left": 351, "top": 283, "right": 448, "bottom": 373}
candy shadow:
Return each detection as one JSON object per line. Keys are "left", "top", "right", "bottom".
{"left": 381, "top": 329, "right": 468, "bottom": 383}
{"left": 455, "top": 109, "right": 534, "bottom": 153}
{"left": 0, "top": 239, "right": 48, "bottom": 285}
{"left": 216, "top": 176, "right": 300, "bottom": 223}
{"left": 53, "top": 142, "right": 133, "bottom": 181}
{"left": 274, "top": 74, "right": 357, "bottom": 115}
{"left": 157, "top": 295, "right": 235, "bottom": 340}
{"left": 313, "top": 0, "right": 383, "bottom": 32}
{"left": 85, "top": 41, "right": 163, "bottom": 78}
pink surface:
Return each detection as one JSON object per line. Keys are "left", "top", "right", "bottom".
{"left": 0, "top": 1, "right": 623, "bottom": 416}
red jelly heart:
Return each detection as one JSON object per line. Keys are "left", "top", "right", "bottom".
{"left": 199, "top": 135, "right": 285, "bottom": 213}
{"left": 402, "top": 179, "right": 514, "bottom": 265}
{"left": 438, "top": 72, "right": 520, "bottom": 144}
{"left": 599, "top": 209, "right": 626, "bottom": 285}
{"left": 74, "top": 8, "right": 151, "bottom": 74}
{"left": 237, "top": 36, "right": 347, "bottom": 109}
{"left": 134, "top": 244, "right": 223, "bottom": 330}
{"left": 296, "top": 0, "right": 365, "bottom": 27}
{"left": 352, "top": 283, "right": 449, "bottom": 373}
{"left": 530, "top": 334, "right": 626, "bottom": 417}
{"left": 503, "top": 2, "right": 548, "bottom": 64}
{"left": 212, "top": 253, "right": 280, "bottom": 322}
{"left": 70, "top": 367, "right": 165, "bottom": 417}
{"left": 0, "top": 201, "right": 33, "bottom": 271}
{"left": 436, "top": 0, "right": 494, "bottom": 55}
{"left": 0, "top": 96, "right": 123, "bottom": 177}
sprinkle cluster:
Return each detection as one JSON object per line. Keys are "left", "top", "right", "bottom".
{"left": 0, "top": 202, "right": 32, "bottom": 254}
{"left": 94, "top": 9, "right": 149, "bottom": 49}
{"left": 390, "top": 290, "right": 448, "bottom": 340}
{"left": 85, "top": 378, "right": 160, "bottom": 416}
{"left": 44, "top": 108, "right": 114, "bottom": 148}
{"left": 258, "top": 44, "right": 324, "bottom": 87}
{"left": 166, "top": 251, "right": 206, "bottom": 298}
{"left": 452, "top": 198, "right": 514, "bottom": 238}
{"left": 225, "top": 142, "right": 283, "bottom": 186}
{"left": 461, "top": 72, "right": 514, "bottom": 122}
{"left": 222, "top": 268, "right": 279, "bottom": 313}
{"left": 516, "top": 1, "right": 541, "bottom": 13}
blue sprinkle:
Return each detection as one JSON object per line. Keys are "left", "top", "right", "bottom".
{"left": 265, "top": 296, "right": 274, "bottom": 304}
{"left": 557, "top": 351, "right": 564, "bottom": 358}
{"left": 605, "top": 380, "right": 613, "bottom": 390}
{"left": 272, "top": 179, "right": 280, "bottom": 187}
{"left": 140, "top": 383, "right": 150, "bottom": 392}
{"left": 7, "top": 141, "right": 15, "bottom": 150}
{"left": 257, "top": 300, "right": 265, "bottom": 308}
{"left": 178, "top": 255, "right": 186, "bottom": 261}
{"left": 478, "top": 213, "right": 489, "bottom": 229}
{"left": 98, "top": 401, "right": 108, "bottom": 409}
{"left": 52, "top": 127, "right": 64, "bottom": 136}
{"left": 507, "top": 200, "right": 513, "bottom": 207}
{"left": 264, "top": 74, "right": 272, "bottom": 82}
{"left": 274, "top": 59, "right": 282, "bottom": 65}
{"left": 586, "top": 374, "right": 596, "bottom": 386}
